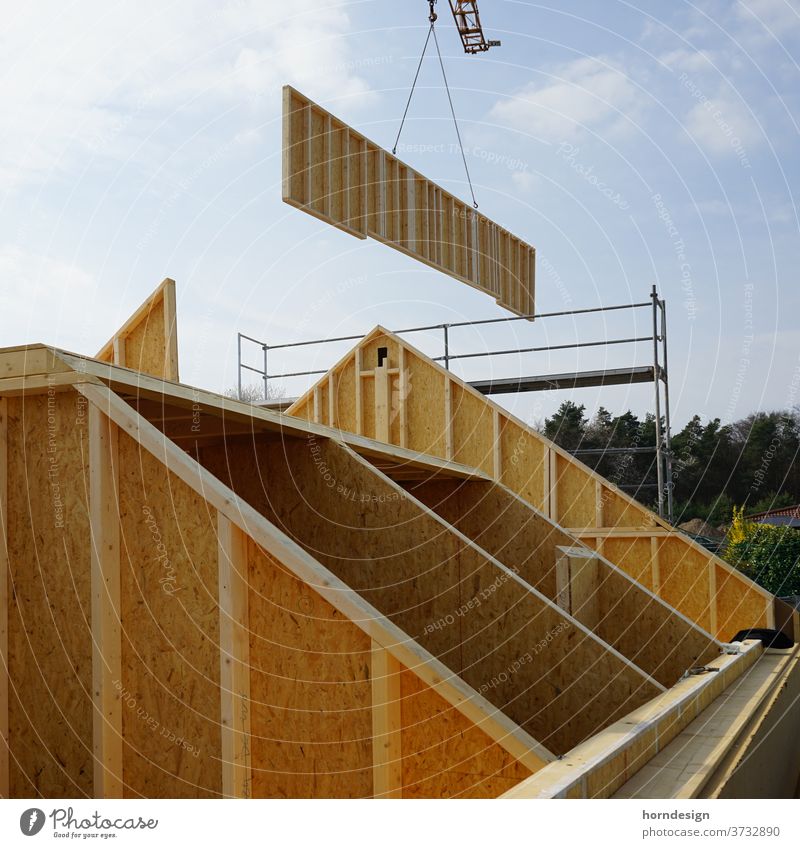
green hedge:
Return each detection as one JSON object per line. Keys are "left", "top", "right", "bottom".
{"left": 726, "top": 522, "right": 800, "bottom": 596}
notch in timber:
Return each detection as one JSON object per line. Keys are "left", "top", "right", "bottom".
{"left": 377, "top": 347, "right": 389, "bottom": 368}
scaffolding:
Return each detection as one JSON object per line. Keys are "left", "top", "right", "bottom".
{"left": 238, "top": 286, "right": 674, "bottom": 521}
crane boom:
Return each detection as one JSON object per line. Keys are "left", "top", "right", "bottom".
{"left": 448, "top": 0, "right": 501, "bottom": 54}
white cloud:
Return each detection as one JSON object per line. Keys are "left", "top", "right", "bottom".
{"left": 0, "top": 1, "right": 372, "bottom": 190}
{"left": 736, "top": 0, "right": 800, "bottom": 36}
{"left": 489, "top": 56, "right": 643, "bottom": 141}
{"left": 0, "top": 245, "right": 108, "bottom": 349}
{"left": 684, "top": 90, "right": 762, "bottom": 155}
{"left": 659, "top": 48, "right": 719, "bottom": 73}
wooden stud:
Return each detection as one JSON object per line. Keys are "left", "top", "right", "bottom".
{"left": 355, "top": 346, "right": 363, "bottom": 436}
{"left": 0, "top": 398, "right": 8, "bottom": 798}
{"left": 444, "top": 374, "right": 453, "bottom": 461}
{"left": 650, "top": 536, "right": 661, "bottom": 594}
{"left": 328, "top": 373, "right": 335, "bottom": 427}
{"left": 370, "top": 642, "right": 402, "bottom": 798}
{"left": 312, "top": 386, "right": 321, "bottom": 424}
{"left": 595, "top": 480, "right": 604, "bottom": 528}
{"left": 708, "top": 562, "right": 718, "bottom": 636}
{"left": 218, "top": 514, "right": 252, "bottom": 799}
{"left": 492, "top": 409, "right": 502, "bottom": 481}
{"left": 112, "top": 336, "right": 126, "bottom": 369}
{"left": 89, "top": 403, "right": 123, "bottom": 798}
{"left": 397, "top": 345, "right": 407, "bottom": 449}
{"left": 162, "top": 277, "right": 179, "bottom": 382}
{"left": 374, "top": 361, "right": 390, "bottom": 443}
{"left": 549, "top": 449, "right": 559, "bottom": 522}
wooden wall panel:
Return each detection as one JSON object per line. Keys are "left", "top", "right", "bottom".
{"left": 555, "top": 454, "right": 595, "bottom": 528}
{"left": 287, "top": 326, "right": 774, "bottom": 641}
{"left": 408, "top": 480, "right": 718, "bottom": 689}
{"left": 399, "top": 667, "right": 531, "bottom": 798}
{"left": 96, "top": 278, "right": 179, "bottom": 382}
{"left": 603, "top": 538, "right": 655, "bottom": 591}
{"left": 117, "top": 430, "right": 221, "bottom": 797}
{"left": 282, "top": 86, "right": 535, "bottom": 317}
{"left": 451, "top": 382, "right": 494, "bottom": 476}
{"left": 658, "top": 537, "right": 714, "bottom": 636}
{"left": 246, "top": 538, "right": 374, "bottom": 798}
{"left": 6, "top": 391, "right": 93, "bottom": 797}
{"left": 197, "top": 436, "right": 661, "bottom": 756}
{"left": 498, "top": 417, "right": 546, "bottom": 509}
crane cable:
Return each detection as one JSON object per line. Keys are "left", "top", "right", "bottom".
{"left": 392, "top": 1, "right": 479, "bottom": 209}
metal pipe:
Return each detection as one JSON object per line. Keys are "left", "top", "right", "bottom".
{"left": 443, "top": 324, "right": 450, "bottom": 370}
{"left": 435, "top": 335, "right": 652, "bottom": 363}
{"left": 660, "top": 298, "right": 675, "bottom": 524}
{"left": 651, "top": 285, "right": 665, "bottom": 518}
{"left": 263, "top": 345, "right": 268, "bottom": 401}
{"left": 237, "top": 333, "right": 243, "bottom": 401}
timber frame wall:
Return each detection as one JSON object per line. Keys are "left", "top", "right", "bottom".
{"left": 286, "top": 326, "right": 776, "bottom": 642}
{"left": 0, "top": 283, "right": 783, "bottom": 799}
{"left": 282, "top": 86, "right": 535, "bottom": 317}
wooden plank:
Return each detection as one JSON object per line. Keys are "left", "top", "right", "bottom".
{"left": 6, "top": 391, "right": 93, "bottom": 797}
{"left": 89, "top": 404, "right": 123, "bottom": 798}
{"left": 78, "top": 382, "right": 552, "bottom": 773}
{"left": 374, "top": 362, "right": 390, "bottom": 443}
{"left": 0, "top": 398, "right": 7, "bottom": 798}
{"left": 371, "top": 642, "right": 402, "bottom": 798}
{"left": 281, "top": 86, "right": 536, "bottom": 318}
{"left": 218, "top": 514, "right": 252, "bottom": 799}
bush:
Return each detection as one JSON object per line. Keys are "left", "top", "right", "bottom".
{"left": 726, "top": 508, "right": 800, "bottom": 596}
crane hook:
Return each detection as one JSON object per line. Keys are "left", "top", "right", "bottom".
{"left": 428, "top": 0, "right": 437, "bottom": 24}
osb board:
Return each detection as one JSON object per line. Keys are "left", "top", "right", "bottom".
{"left": 450, "top": 555, "right": 660, "bottom": 754}
{"left": 282, "top": 86, "right": 535, "bottom": 318}
{"left": 117, "top": 429, "right": 222, "bottom": 798}
{"left": 333, "top": 359, "right": 358, "bottom": 433}
{"left": 714, "top": 564, "right": 769, "bottom": 640}
{"left": 399, "top": 667, "right": 531, "bottom": 798}
{"left": 246, "top": 538, "right": 373, "bottom": 798}
{"left": 451, "top": 382, "right": 494, "bottom": 476}
{"left": 657, "top": 537, "right": 713, "bottom": 635}
{"left": 198, "top": 437, "right": 463, "bottom": 668}
{"left": 594, "top": 566, "right": 719, "bottom": 688}
{"left": 498, "top": 418, "right": 546, "bottom": 510}
{"left": 123, "top": 304, "right": 166, "bottom": 379}
{"left": 602, "top": 488, "right": 652, "bottom": 527}
{"left": 603, "top": 537, "right": 655, "bottom": 591}
{"left": 196, "top": 437, "right": 660, "bottom": 756}
{"left": 405, "top": 479, "right": 572, "bottom": 600}
{"left": 405, "top": 350, "right": 447, "bottom": 458}
{"left": 555, "top": 454, "right": 596, "bottom": 528}
{"left": 6, "top": 391, "right": 93, "bottom": 797}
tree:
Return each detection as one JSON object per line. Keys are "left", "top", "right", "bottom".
{"left": 543, "top": 401, "right": 587, "bottom": 451}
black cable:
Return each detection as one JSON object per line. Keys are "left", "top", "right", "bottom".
{"left": 431, "top": 24, "right": 479, "bottom": 208}
{"left": 392, "top": 24, "right": 434, "bottom": 155}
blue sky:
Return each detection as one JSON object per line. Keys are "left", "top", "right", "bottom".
{"left": 1, "top": 0, "right": 798, "bottom": 429}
